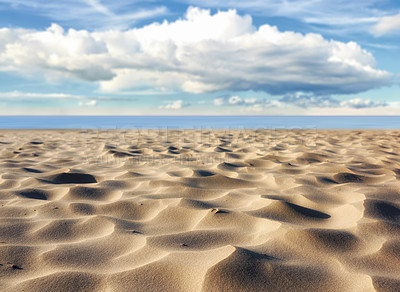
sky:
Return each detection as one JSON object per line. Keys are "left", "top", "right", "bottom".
{"left": 0, "top": 0, "right": 399, "bottom": 115}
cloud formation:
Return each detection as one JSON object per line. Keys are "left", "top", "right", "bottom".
{"left": 0, "top": 7, "right": 392, "bottom": 96}
{"left": 178, "top": 0, "right": 384, "bottom": 29}
{"left": 159, "top": 99, "right": 189, "bottom": 110}
{"left": 214, "top": 96, "right": 266, "bottom": 106}
{"left": 281, "top": 93, "right": 388, "bottom": 108}
{"left": 0, "top": 91, "right": 94, "bottom": 100}
{"left": 371, "top": 13, "right": 400, "bottom": 36}
{"left": 0, "top": 91, "right": 128, "bottom": 102}
{"left": 78, "top": 100, "right": 97, "bottom": 106}
{"left": 340, "top": 98, "right": 387, "bottom": 108}
{"left": 280, "top": 93, "right": 339, "bottom": 108}
{"left": 215, "top": 93, "right": 388, "bottom": 111}
{"left": 214, "top": 96, "right": 280, "bottom": 112}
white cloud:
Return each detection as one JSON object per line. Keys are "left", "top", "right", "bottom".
{"left": 214, "top": 96, "right": 280, "bottom": 112}
{"left": 84, "top": 0, "right": 113, "bottom": 16}
{"left": 371, "top": 13, "right": 400, "bottom": 36}
{"left": 213, "top": 97, "right": 225, "bottom": 106}
{"left": 0, "top": 91, "right": 91, "bottom": 100}
{"left": 214, "top": 93, "right": 388, "bottom": 111}
{"left": 0, "top": 90, "right": 125, "bottom": 102}
{"left": 177, "top": 0, "right": 384, "bottom": 28}
{"left": 239, "top": 101, "right": 282, "bottom": 113}
{"left": 78, "top": 100, "right": 97, "bottom": 106}
{"left": 340, "top": 98, "right": 387, "bottom": 108}
{"left": 280, "top": 93, "right": 388, "bottom": 109}
{"left": 0, "top": 8, "right": 392, "bottom": 96}
{"left": 159, "top": 99, "right": 188, "bottom": 110}
{"left": 229, "top": 96, "right": 243, "bottom": 104}
{"left": 280, "top": 93, "right": 339, "bottom": 108}
{"left": 215, "top": 96, "right": 266, "bottom": 106}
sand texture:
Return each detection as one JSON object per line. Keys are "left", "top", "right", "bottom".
{"left": 1, "top": 129, "right": 400, "bottom": 291}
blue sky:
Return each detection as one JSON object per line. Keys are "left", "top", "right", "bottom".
{"left": 0, "top": 0, "right": 399, "bottom": 115}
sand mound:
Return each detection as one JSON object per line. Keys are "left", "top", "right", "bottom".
{"left": 364, "top": 199, "right": 400, "bottom": 222}
{"left": 47, "top": 172, "right": 97, "bottom": 184}
{"left": 15, "top": 188, "right": 50, "bottom": 200}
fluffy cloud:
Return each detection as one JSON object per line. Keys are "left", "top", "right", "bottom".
{"left": 213, "top": 96, "right": 280, "bottom": 112}
{"left": 0, "top": 24, "right": 114, "bottom": 81}
{"left": 214, "top": 93, "right": 388, "bottom": 111}
{"left": 178, "top": 0, "right": 382, "bottom": 27}
{"left": 371, "top": 13, "right": 400, "bottom": 36}
{"left": 159, "top": 99, "right": 189, "bottom": 110}
{"left": 340, "top": 98, "right": 387, "bottom": 108}
{"left": 281, "top": 93, "right": 388, "bottom": 109}
{"left": 78, "top": 100, "right": 97, "bottom": 106}
{"left": 280, "top": 93, "right": 339, "bottom": 108}
{"left": 213, "top": 97, "right": 225, "bottom": 106}
{"left": 0, "top": 7, "right": 392, "bottom": 96}
{"left": 214, "top": 96, "right": 265, "bottom": 106}
{"left": 229, "top": 96, "right": 243, "bottom": 105}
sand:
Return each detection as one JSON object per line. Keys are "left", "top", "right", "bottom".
{"left": 0, "top": 128, "right": 400, "bottom": 291}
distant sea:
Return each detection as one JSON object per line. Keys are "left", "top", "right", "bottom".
{"left": 0, "top": 116, "right": 399, "bottom": 129}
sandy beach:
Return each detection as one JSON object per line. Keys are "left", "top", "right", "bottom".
{"left": 1, "top": 129, "right": 400, "bottom": 291}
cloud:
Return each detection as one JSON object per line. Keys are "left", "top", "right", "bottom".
{"left": 214, "top": 96, "right": 280, "bottom": 112}
{"left": 214, "top": 93, "right": 388, "bottom": 111}
{"left": 280, "top": 93, "right": 339, "bottom": 108}
{"left": 214, "top": 96, "right": 266, "bottom": 106}
{"left": 159, "top": 99, "right": 189, "bottom": 110}
{"left": 0, "top": 91, "right": 92, "bottom": 100}
{"left": 78, "top": 100, "right": 97, "bottom": 106}
{"left": 213, "top": 97, "right": 225, "bottom": 106}
{"left": 340, "top": 98, "right": 387, "bottom": 108}
{"left": 0, "top": 7, "right": 392, "bottom": 96}
{"left": 229, "top": 96, "right": 243, "bottom": 105}
{"left": 0, "top": 90, "right": 128, "bottom": 102}
{"left": 371, "top": 13, "right": 400, "bottom": 36}
{"left": 280, "top": 93, "right": 388, "bottom": 109}
{"left": 177, "top": 0, "right": 384, "bottom": 29}
{"left": 84, "top": 0, "right": 113, "bottom": 16}
{"left": 240, "top": 101, "right": 283, "bottom": 112}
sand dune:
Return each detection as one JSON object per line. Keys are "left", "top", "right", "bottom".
{"left": 1, "top": 129, "right": 400, "bottom": 291}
